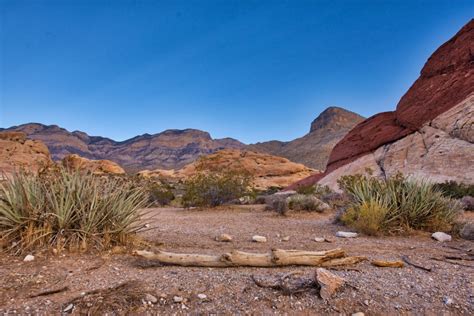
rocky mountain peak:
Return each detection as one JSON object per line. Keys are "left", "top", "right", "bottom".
{"left": 310, "top": 106, "right": 365, "bottom": 133}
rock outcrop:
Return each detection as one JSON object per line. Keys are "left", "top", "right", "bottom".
{"left": 61, "top": 154, "right": 125, "bottom": 175}
{"left": 0, "top": 131, "right": 52, "bottom": 177}
{"left": 248, "top": 107, "right": 364, "bottom": 170}
{"left": 4, "top": 124, "right": 244, "bottom": 172}
{"left": 139, "top": 149, "right": 317, "bottom": 189}
{"left": 289, "top": 19, "right": 474, "bottom": 190}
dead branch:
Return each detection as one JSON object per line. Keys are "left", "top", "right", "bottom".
{"left": 401, "top": 255, "right": 432, "bottom": 272}
{"left": 29, "top": 286, "right": 69, "bottom": 298}
{"left": 430, "top": 257, "right": 474, "bottom": 268}
{"left": 371, "top": 260, "right": 404, "bottom": 268}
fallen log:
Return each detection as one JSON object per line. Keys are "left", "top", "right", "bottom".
{"left": 401, "top": 255, "right": 432, "bottom": 272}
{"left": 134, "top": 248, "right": 363, "bottom": 268}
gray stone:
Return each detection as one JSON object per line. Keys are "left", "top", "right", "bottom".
{"left": 460, "top": 223, "right": 474, "bottom": 240}
{"left": 252, "top": 235, "right": 267, "bottom": 243}
{"left": 336, "top": 231, "right": 358, "bottom": 238}
{"left": 23, "top": 254, "right": 35, "bottom": 262}
{"left": 431, "top": 232, "right": 452, "bottom": 242}
{"left": 173, "top": 296, "right": 184, "bottom": 303}
{"left": 197, "top": 293, "right": 207, "bottom": 300}
{"left": 145, "top": 294, "right": 158, "bottom": 304}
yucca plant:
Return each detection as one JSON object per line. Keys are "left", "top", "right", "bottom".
{"left": 338, "top": 173, "right": 461, "bottom": 235}
{"left": 0, "top": 169, "right": 149, "bottom": 254}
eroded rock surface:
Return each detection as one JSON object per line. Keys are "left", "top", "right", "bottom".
{"left": 61, "top": 154, "right": 125, "bottom": 175}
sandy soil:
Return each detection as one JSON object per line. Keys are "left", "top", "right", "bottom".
{"left": 0, "top": 205, "right": 473, "bottom": 315}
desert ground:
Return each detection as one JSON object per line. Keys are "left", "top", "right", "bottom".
{"left": 0, "top": 205, "right": 472, "bottom": 315}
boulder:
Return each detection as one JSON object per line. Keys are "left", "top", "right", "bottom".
{"left": 288, "top": 19, "right": 474, "bottom": 191}
{"left": 460, "top": 196, "right": 474, "bottom": 211}
{"left": 459, "top": 223, "right": 474, "bottom": 240}
{"left": 62, "top": 154, "right": 125, "bottom": 175}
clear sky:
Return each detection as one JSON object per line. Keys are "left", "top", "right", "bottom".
{"left": 1, "top": 0, "right": 473, "bottom": 144}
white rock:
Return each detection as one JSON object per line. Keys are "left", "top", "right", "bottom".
{"left": 281, "top": 236, "right": 290, "bottom": 242}
{"left": 352, "top": 313, "right": 365, "bottom": 316}
{"left": 274, "top": 190, "right": 297, "bottom": 196}
{"left": 145, "top": 294, "right": 158, "bottom": 304}
{"left": 216, "top": 233, "right": 233, "bottom": 242}
{"left": 173, "top": 296, "right": 183, "bottom": 303}
{"left": 443, "top": 296, "right": 453, "bottom": 305}
{"left": 63, "top": 304, "right": 74, "bottom": 312}
{"left": 23, "top": 255, "right": 35, "bottom": 262}
{"left": 314, "top": 237, "right": 326, "bottom": 242}
{"left": 336, "top": 231, "right": 358, "bottom": 238}
{"left": 432, "top": 232, "right": 452, "bottom": 242}
{"left": 197, "top": 293, "right": 207, "bottom": 300}
{"left": 252, "top": 235, "right": 267, "bottom": 243}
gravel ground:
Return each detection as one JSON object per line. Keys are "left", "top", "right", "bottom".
{"left": 0, "top": 205, "right": 473, "bottom": 315}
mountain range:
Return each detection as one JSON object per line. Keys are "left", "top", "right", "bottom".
{"left": 2, "top": 106, "right": 364, "bottom": 172}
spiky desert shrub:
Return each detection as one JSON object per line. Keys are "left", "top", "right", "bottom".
{"left": 0, "top": 169, "right": 148, "bottom": 253}
{"left": 271, "top": 198, "right": 289, "bottom": 216}
{"left": 288, "top": 194, "right": 328, "bottom": 212}
{"left": 338, "top": 173, "right": 461, "bottom": 235}
{"left": 181, "top": 170, "right": 252, "bottom": 207}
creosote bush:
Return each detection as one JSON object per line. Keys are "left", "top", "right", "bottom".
{"left": 433, "top": 181, "right": 474, "bottom": 199}
{"left": 181, "top": 170, "right": 253, "bottom": 207}
{"left": 338, "top": 173, "right": 462, "bottom": 235}
{"left": 288, "top": 194, "right": 328, "bottom": 212}
{"left": 0, "top": 169, "right": 149, "bottom": 254}
{"left": 148, "top": 181, "right": 175, "bottom": 206}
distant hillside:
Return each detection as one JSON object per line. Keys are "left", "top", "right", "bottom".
{"left": 139, "top": 149, "right": 316, "bottom": 189}
{"left": 3, "top": 123, "right": 244, "bottom": 172}
{"left": 247, "top": 107, "right": 365, "bottom": 170}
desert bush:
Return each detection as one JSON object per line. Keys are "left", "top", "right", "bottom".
{"left": 271, "top": 198, "right": 289, "bottom": 215}
{"left": 0, "top": 169, "right": 148, "bottom": 253}
{"left": 287, "top": 194, "right": 328, "bottom": 212}
{"left": 181, "top": 170, "right": 252, "bottom": 207}
{"left": 296, "top": 184, "right": 332, "bottom": 197}
{"left": 433, "top": 181, "right": 474, "bottom": 199}
{"left": 338, "top": 173, "right": 462, "bottom": 235}
{"left": 148, "top": 182, "right": 175, "bottom": 206}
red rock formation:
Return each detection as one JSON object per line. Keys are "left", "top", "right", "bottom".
{"left": 288, "top": 19, "right": 474, "bottom": 190}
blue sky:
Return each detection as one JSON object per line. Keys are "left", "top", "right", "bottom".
{"left": 1, "top": 0, "right": 473, "bottom": 144}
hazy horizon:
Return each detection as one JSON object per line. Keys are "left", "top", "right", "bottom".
{"left": 1, "top": 0, "right": 473, "bottom": 143}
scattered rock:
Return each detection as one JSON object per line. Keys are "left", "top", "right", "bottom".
{"left": 281, "top": 236, "right": 290, "bottom": 242}
{"left": 314, "top": 237, "right": 326, "bottom": 242}
{"left": 352, "top": 313, "right": 364, "bottom": 316}
{"left": 432, "top": 232, "right": 452, "bottom": 242}
{"left": 364, "top": 299, "right": 370, "bottom": 306}
{"left": 460, "top": 196, "right": 474, "bottom": 211}
{"left": 459, "top": 223, "right": 474, "bottom": 240}
{"left": 173, "top": 296, "right": 184, "bottom": 303}
{"left": 274, "top": 190, "right": 297, "bottom": 196}
{"left": 315, "top": 268, "right": 345, "bottom": 300}
{"left": 443, "top": 296, "right": 453, "bottom": 306}
{"left": 197, "top": 293, "right": 207, "bottom": 300}
{"left": 63, "top": 304, "right": 74, "bottom": 312}
{"left": 336, "top": 231, "right": 358, "bottom": 238}
{"left": 216, "top": 233, "right": 233, "bottom": 242}
{"left": 23, "top": 255, "right": 35, "bottom": 262}
{"left": 252, "top": 235, "right": 267, "bottom": 243}
{"left": 145, "top": 294, "right": 158, "bottom": 304}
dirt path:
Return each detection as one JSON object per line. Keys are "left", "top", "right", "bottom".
{"left": 1, "top": 205, "right": 473, "bottom": 314}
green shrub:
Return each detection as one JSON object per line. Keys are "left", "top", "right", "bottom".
{"left": 181, "top": 170, "right": 252, "bottom": 207}
{"left": 0, "top": 169, "right": 148, "bottom": 253}
{"left": 148, "top": 182, "right": 175, "bottom": 206}
{"left": 338, "top": 173, "right": 461, "bottom": 235}
{"left": 433, "top": 181, "right": 474, "bottom": 199}
{"left": 296, "top": 184, "right": 316, "bottom": 195}
{"left": 288, "top": 194, "right": 328, "bottom": 212}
